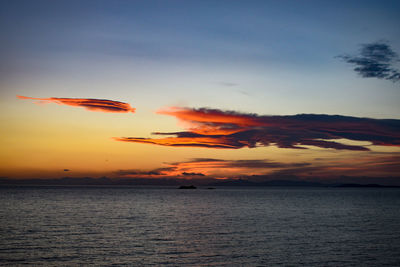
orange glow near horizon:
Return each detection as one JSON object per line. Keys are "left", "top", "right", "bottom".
{"left": 2, "top": 99, "right": 400, "bottom": 181}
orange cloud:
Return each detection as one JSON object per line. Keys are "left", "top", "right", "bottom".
{"left": 115, "top": 107, "right": 400, "bottom": 150}
{"left": 113, "top": 135, "right": 242, "bottom": 148}
{"left": 114, "top": 155, "right": 400, "bottom": 181}
{"left": 115, "top": 158, "right": 310, "bottom": 179}
{"left": 17, "top": 95, "right": 136, "bottom": 113}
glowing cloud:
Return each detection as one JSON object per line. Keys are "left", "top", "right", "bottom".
{"left": 115, "top": 107, "right": 400, "bottom": 151}
{"left": 115, "top": 158, "right": 310, "bottom": 179}
{"left": 17, "top": 95, "right": 136, "bottom": 113}
{"left": 115, "top": 155, "right": 400, "bottom": 181}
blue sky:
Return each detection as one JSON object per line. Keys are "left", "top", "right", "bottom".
{"left": 2, "top": 1, "right": 400, "bottom": 118}
{"left": 2, "top": 1, "right": 399, "bottom": 95}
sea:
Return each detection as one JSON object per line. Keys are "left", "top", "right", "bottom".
{"left": 1, "top": 186, "right": 400, "bottom": 266}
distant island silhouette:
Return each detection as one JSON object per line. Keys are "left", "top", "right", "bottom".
{"left": 178, "top": 185, "right": 197, "bottom": 189}
{"left": 0, "top": 177, "right": 399, "bottom": 188}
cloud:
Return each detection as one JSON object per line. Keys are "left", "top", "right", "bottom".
{"left": 17, "top": 95, "right": 136, "bottom": 113}
{"left": 115, "top": 168, "right": 172, "bottom": 176}
{"left": 338, "top": 42, "right": 400, "bottom": 82}
{"left": 115, "top": 107, "right": 400, "bottom": 151}
{"left": 114, "top": 154, "right": 400, "bottom": 181}
{"left": 264, "top": 154, "right": 400, "bottom": 179}
{"left": 182, "top": 172, "right": 205, "bottom": 176}
{"left": 218, "top": 82, "right": 238, "bottom": 87}
{"left": 116, "top": 158, "right": 310, "bottom": 179}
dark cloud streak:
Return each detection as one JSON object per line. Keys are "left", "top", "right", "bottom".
{"left": 338, "top": 42, "right": 400, "bottom": 82}
{"left": 17, "top": 95, "right": 136, "bottom": 113}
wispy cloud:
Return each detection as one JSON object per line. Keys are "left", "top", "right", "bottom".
{"left": 338, "top": 42, "right": 400, "bottom": 82}
{"left": 116, "top": 158, "right": 310, "bottom": 179}
{"left": 264, "top": 154, "right": 400, "bottom": 179}
{"left": 115, "top": 107, "right": 400, "bottom": 151}
{"left": 115, "top": 154, "right": 400, "bottom": 181}
{"left": 218, "top": 82, "right": 238, "bottom": 87}
{"left": 17, "top": 95, "right": 136, "bottom": 113}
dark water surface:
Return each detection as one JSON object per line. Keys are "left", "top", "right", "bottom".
{"left": 1, "top": 186, "right": 400, "bottom": 266}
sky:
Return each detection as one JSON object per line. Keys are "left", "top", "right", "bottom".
{"left": 1, "top": 0, "right": 400, "bottom": 184}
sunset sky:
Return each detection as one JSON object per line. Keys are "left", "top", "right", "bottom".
{"left": 1, "top": 0, "right": 400, "bottom": 184}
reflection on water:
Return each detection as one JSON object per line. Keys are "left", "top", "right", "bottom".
{"left": 1, "top": 186, "right": 400, "bottom": 266}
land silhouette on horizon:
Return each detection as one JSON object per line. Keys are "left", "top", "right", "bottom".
{"left": 1, "top": 176, "right": 399, "bottom": 187}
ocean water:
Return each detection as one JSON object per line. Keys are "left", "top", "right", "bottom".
{"left": 1, "top": 186, "right": 400, "bottom": 266}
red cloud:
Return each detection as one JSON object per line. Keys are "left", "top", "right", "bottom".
{"left": 115, "top": 158, "right": 309, "bottom": 179}
{"left": 114, "top": 155, "right": 400, "bottom": 181}
{"left": 115, "top": 107, "right": 400, "bottom": 151}
{"left": 17, "top": 95, "right": 136, "bottom": 113}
